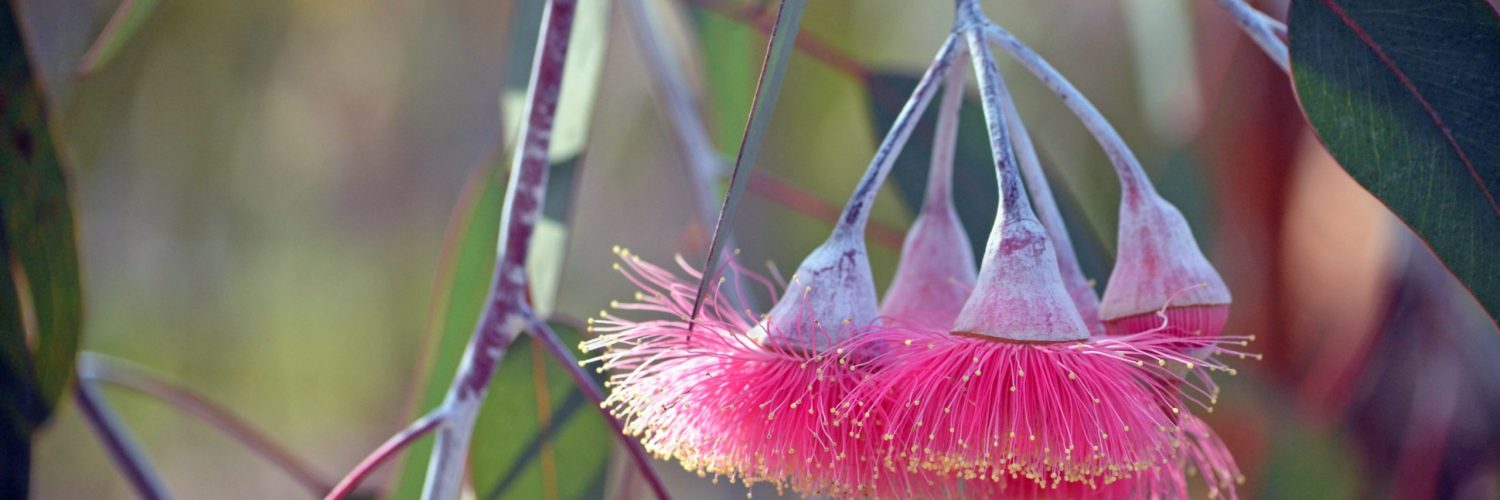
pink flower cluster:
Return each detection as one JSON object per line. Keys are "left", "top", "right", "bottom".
{"left": 583, "top": 6, "right": 1256, "bottom": 497}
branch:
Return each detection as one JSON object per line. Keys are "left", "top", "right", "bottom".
{"left": 523, "top": 313, "right": 669, "bottom": 499}
{"left": 76, "top": 353, "right": 332, "bottom": 496}
{"left": 410, "top": 0, "right": 624, "bottom": 498}
{"left": 74, "top": 380, "right": 172, "bottom": 500}
{"left": 326, "top": 410, "right": 444, "bottom": 500}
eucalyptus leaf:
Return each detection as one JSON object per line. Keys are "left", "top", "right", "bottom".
{"left": 1, "top": 4, "right": 84, "bottom": 496}
{"left": 1289, "top": 0, "right": 1500, "bottom": 324}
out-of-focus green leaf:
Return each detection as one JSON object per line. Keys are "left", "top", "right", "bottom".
{"left": 691, "top": 6, "right": 756, "bottom": 159}
{"left": 76, "top": 0, "right": 163, "bottom": 76}
{"left": 1258, "top": 408, "right": 1360, "bottom": 499}
{"left": 1, "top": 4, "right": 84, "bottom": 496}
{"left": 0, "top": 226, "right": 33, "bottom": 500}
{"left": 394, "top": 0, "right": 610, "bottom": 496}
{"left": 390, "top": 158, "right": 507, "bottom": 500}
{"left": 474, "top": 322, "right": 609, "bottom": 500}
{"left": 1289, "top": 0, "right": 1500, "bottom": 325}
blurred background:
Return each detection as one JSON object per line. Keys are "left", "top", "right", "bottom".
{"left": 17, "top": 0, "right": 1500, "bottom": 498}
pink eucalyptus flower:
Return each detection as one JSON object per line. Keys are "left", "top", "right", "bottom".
{"left": 1100, "top": 188, "right": 1233, "bottom": 344}
{"left": 583, "top": 39, "right": 968, "bottom": 497}
{"left": 582, "top": 247, "right": 916, "bottom": 497}
{"left": 827, "top": 33, "right": 1245, "bottom": 494}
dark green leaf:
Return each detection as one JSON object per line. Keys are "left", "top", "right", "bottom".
{"left": 0, "top": 1, "right": 83, "bottom": 429}
{"left": 76, "top": 0, "right": 163, "bottom": 76}
{"left": 1, "top": 4, "right": 83, "bottom": 496}
{"left": 0, "top": 228, "right": 32, "bottom": 500}
{"left": 1289, "top": 0, "right": 1500, "bottom": 324}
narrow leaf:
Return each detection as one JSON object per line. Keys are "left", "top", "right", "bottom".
{"left": 1, "top": 2, "right": 83, "bottom": 428}
{"left": 475, "top": 322, "right": 608, "bottom": 500}
{"left": 391, "top": 160, "right": 506, "bottom": 499}
{"left": 1289, "top": 0, "right": 1500, "bottom": 324}
{"left": 690, "top": 0, "right": 806, "bottom": 326}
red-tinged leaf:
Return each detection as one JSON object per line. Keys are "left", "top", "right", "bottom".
{"left": 1289, "top": 0, "right": 1500, "bottom": 325}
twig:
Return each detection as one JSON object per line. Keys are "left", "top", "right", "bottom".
{"left": 746, "top": 170, "right": 905, "bottom": 249}
{"left": 997, "top": 59, "right": 1102, "bottom": 331}
{"left": 75, "top": 353, "right": 333, "bottom": 496}
{"left": 407, "top": 0, "right": 668, "bottom": 497}
{"left": 522, "top": 314, "right": 670, "bottom": 499}
{"left": 326, "top": 410, "right": 445, "bottom": 500}
{"left": 923, "top": 50, "right": 965, "bottom": 215}
{"left": 957, "top": 1, "right": 1034, "bottom": 223}
{"left": 1213, "top": 0, "right": 1290, "bottom": 72}
{"left": 74, "top": 380, "right": 173, "bottom": 500}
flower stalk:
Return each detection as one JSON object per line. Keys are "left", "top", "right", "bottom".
{"left": 1001, "top": 85, "right": 1103, "bottom": 333}
{"left": 1214, "top": 0, "right": 1290, "bottom": 72}
{"left": 981, "top": 20, "right": 1231, "bottom": 333}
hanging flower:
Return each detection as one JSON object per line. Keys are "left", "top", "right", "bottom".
{"left": 582, "top": 35, "right": 967, "bottom": 498}
{"left": 827, "top": 25, "right": 1246, "bottom": 495}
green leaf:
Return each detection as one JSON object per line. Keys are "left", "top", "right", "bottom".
{"left": 1289, "top": 0, "right": 1500, "bottom": 324}
{"left": 1, "top": 4, "right": 84, "bottom": 496}
{"left": 389, "top": 158, "right": 506, "bottom": 499}
{"left": 1, "top": 0, "right": 83, "bottom": 432}
{"left": 473, "top": 323, "right": 609, "bottom": 500}
{"left": 76, "top": 0, "right": 163, "bottom": 76}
